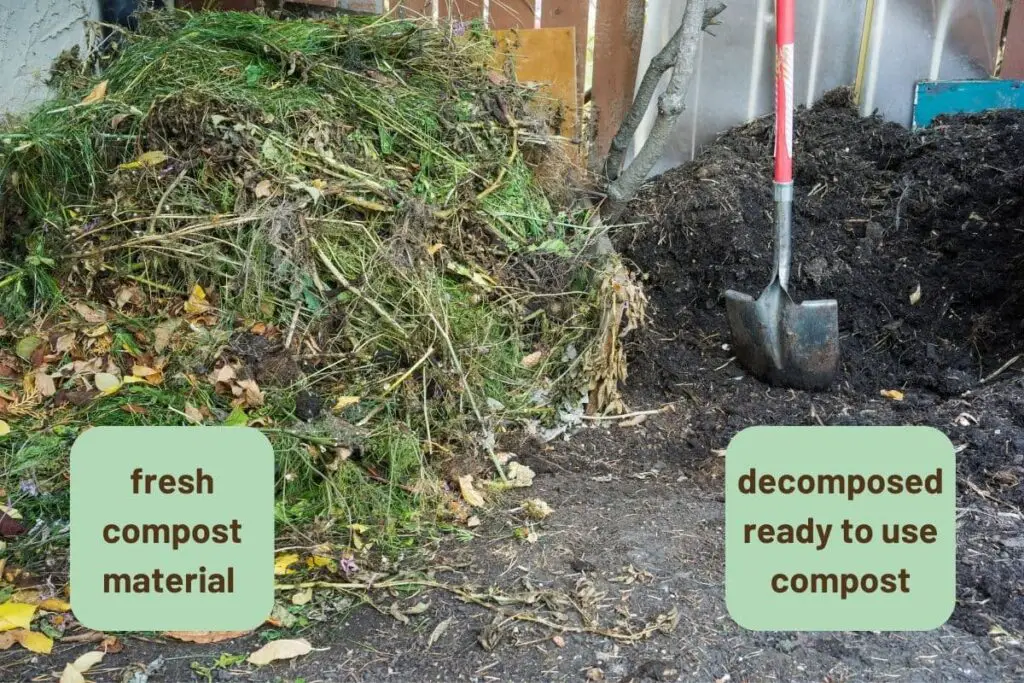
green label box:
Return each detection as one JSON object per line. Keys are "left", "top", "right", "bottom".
{"left": 70, "top": 427, "right": 274, "bottom": 631}
{"left": 725, "top": 426, "right": 956, "bottom": 631}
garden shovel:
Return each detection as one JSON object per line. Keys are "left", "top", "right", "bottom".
{"left": 724, "top": 0, "right": 839, "bottom": 391}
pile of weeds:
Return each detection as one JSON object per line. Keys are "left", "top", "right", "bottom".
{"left": 0, "top": 9, "right": 636, "bottom": 566}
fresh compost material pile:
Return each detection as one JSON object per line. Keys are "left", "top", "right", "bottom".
{"left": 621, "top": 89, "right": 1024, "bottom": 634}
{"left": 0, "top": 10, "right": 628, "bottom": 554}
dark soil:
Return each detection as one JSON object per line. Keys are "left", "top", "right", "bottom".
{"left": 621, "top": 89, "right": 1024, "bottom": 638}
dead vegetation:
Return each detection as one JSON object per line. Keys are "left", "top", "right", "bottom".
{"left": 0, "top": 9, "right": 646, "bottom": 575}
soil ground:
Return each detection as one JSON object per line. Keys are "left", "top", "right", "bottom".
{"left": 4, "top": 94, "right": 1024, "bottom": 682}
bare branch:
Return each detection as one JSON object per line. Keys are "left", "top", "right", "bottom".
{"left": 604, "top": 2, "right": 726, "bottom": 181}
{"left": 603, "top": 0, "right": 711, "bottom": 223}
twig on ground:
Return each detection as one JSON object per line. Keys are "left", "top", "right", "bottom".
{"left": 273, "top": 578, "right": 678, "bottom": 644}
{"left": 579, "top": 405, "right": 673, "bottom": 421}
{"left": 980, "top": 354, "right": 1021, "bottom": 384}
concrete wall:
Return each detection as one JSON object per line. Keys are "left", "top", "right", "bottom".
{"left": 635, "top": 0, "right": 996, "bottom": 176}
{"left": 0, "top": 0, "right": 100, "bottom": 116}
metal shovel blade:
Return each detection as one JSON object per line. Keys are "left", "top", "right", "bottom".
{"left": 725, "top": 282, "right": 839, "bottom": 391}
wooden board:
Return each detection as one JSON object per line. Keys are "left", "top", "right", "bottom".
{"left": 591, "top": 0, "right": 644, "bottom": 169}
{"left": 488, "top": 0, "right": 535, "bottom": 29}
{"left": 438, "top": 0, "right": 482, "bottom": 21}
{"left": 492, "top": 27, "right": 578, "bottom": 141}
{"left": 541, "top": 0, "right": 588, "bottom": 109}
{"left": 394, "top": 0, "right": 431, "bottom": 18}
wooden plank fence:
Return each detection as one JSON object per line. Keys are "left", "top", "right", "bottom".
{"left": 175, "top": 0, "right": 645, "bottom": 170}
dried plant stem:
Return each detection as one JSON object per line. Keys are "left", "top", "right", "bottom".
{"left": 312, "top": 239, "right": 408, "bottom": 340}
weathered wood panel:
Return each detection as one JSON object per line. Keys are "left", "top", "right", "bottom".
{"left": 394, "top": 0, "right": 431, "bottom": 18}
{"left": 541, "top": 0, "right": 589, "bottom": 109}
{"left": 488, "top": 0, "right": 534, "bottom": 29}
{"left": 591, "top": 0, "right": 644, "bottom": 169}
{"left": 493, "top": 26, "right": 578, "bottom": 139}
{"left": 437, "top": 0, "right": 483, "bottom": 21}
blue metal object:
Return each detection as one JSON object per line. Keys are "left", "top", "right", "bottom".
{"left": 913, "top": 79, "right": 1024, "bottom": 129}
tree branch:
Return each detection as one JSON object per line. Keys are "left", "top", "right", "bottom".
{"left": 602, "top": 0, "right": 711, "bottom": 223}
{"left": 604, "top": 2, "right": 726, "bottom": 182}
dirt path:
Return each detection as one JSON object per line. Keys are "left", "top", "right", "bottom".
{"left": 9, "top": 418, "right": 1020, "bottom": 682}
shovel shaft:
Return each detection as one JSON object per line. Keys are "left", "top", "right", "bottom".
{"left": 774, "top": 0, "right": 794, "bottom": 184}
{"left": 773, "top": 0, "right": 795, "bottom": 288}
{"left": 774, "top": 184, "right": 793, "bottom": 288}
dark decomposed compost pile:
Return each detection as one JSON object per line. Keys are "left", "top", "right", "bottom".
{"left": 621, "top": 89, "right": 1024, "bottom": 635}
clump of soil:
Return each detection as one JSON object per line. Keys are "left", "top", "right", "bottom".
{"left": 620, "top": 89, "right": 1024, "bottom": 635}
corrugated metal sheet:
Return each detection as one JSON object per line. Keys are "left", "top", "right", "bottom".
{"left": 633, "top": 0, "right": 997, "bottom": 176}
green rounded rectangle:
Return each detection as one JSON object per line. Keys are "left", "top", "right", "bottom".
{"left": 725, "top": 426, "right": 956, "bottom": 631}
{"left": 70, "top": 426, "right": 274, "bottom": 631}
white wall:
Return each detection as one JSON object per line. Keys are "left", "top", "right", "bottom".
{"left": 634, "top": 0, "right": 996, "bottom": 176}
{"left": 0, "top": 0, "right": 100, "bottom": 116}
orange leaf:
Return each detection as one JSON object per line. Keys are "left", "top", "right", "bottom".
{"left": 79, "top": 80, "right": 108, "bottom": 105}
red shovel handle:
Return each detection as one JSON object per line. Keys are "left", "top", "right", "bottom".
{"left": 775, "top": 0, "right": 795, "bottom": 185}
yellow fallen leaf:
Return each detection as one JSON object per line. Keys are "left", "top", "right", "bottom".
{"left": 427, "top": 242, "right": 444, "bottom": 256}
{"left": 1, "top": 505, "right": 22, "bottom": 520}
{"left": 79, "top": 80, "right": 108, "bottom": 105}
{"left": 348, "top": 523, "right": 368, "bottom": 550}
{"left": 247, "top": 638, "right": 312, "bottom": 666}
{"left": 132, "top": 365, "right": 158, "bottom": 377}
{"left": 94, "top": 373, "right": 122, "bottom": 394}
{"left": 38, "top": 598, "right": 71, "bottom": 612}
{"left": 291, "top": 587, "right": 313, "bottom": 606}
{"left": 0, "top": 603, "right": 35, "bottom": 631}
{"left": 59, "top": 663, "right": 85, "bottom": 683}
{"left": 84, "top": 324, "right": 109, "bottom": 338}
{"left": 880, "top": 389, "right": 905, "bottom": 401}
{"left": 274, "top": 553, "right": 299, "bottom": 576}
{"left": 184, "top": 284, "right": 211, "bottom": 314}
{"left": 332, "top": 395, "right": 360, "bottom": 412}
{"left": 458, "top": 475, "right": 485, "bottom": 508}
{"left": 306, "top": 554, "right": 336, "bottom": 570}
{"left": 118, "top": 150, "right": 168, "bottom": 171}
{"left": 140, "top": 370, "right": 164, "bottom": 386}
{"left": 0, "top": 421, "right": 9, "bottom": 437}
{"left": 70, "top": 650, "right": 104, "bottom": 673}
{"left": 13, "top": 629, "right": 51, "bottom": 654}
